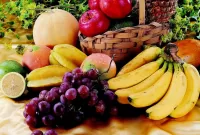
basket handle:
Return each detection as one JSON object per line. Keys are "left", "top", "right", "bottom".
{"left": 139, "top": 0, "right": 145, "bottom": 25}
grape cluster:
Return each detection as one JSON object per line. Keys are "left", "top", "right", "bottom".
{"left": 24, "top": 68, "right": 118, "bottom": 132}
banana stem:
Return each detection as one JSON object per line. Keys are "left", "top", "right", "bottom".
{"left": 164, "top": 43, "right": 184, "bottom": 64}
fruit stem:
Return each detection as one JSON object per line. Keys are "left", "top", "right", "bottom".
{"left": 164, "top": 43, "right": 184, "bottom": 64}
{"left": 98, "top": 54, "right": 116, "bottom": 80}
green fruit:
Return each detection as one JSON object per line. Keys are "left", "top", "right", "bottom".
{"left": 0, "top": 60, "right": 26, "bottom": 79}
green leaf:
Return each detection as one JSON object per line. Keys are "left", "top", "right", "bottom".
{"left": 0, "top": 32, "right": 4, "bottom": 38}
{"left": 26, "top": 34, "right": 33, "bottom": 40}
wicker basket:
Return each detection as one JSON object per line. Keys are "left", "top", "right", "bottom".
{"left": 79, "top": 0, "right": 176, "bottom": 63}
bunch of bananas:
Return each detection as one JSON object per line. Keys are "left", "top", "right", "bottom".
{"left": 108, "top": 44, "right": 200, "bottom": 120}
{"left": 49, "top": 44, "right": 87, "bottom": 70}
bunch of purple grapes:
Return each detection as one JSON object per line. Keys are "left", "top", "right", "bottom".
{"left": 24, "top": 68, "right": 118, "bottom": 131}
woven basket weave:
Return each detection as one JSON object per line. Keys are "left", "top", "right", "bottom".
{"left": 79, "top": 0, "right": 176, "bottom": 63}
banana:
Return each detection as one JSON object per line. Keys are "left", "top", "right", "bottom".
{"left": 117, "top": 46, "right": 161, "bottom": 76}
{"left": 170, "top": 63, "right": 200, "bottom": 118}
{"left": 27, "top": 65, "right": 71, "bottom": 88}
{"left": 53, "top": 44, "right": 87, "bottom": 66}
{"left": 108, "top": 57, "right": 164, "bottom": 90}
{"left": 146, "top": 63, "right": 187, "bottom": 120}
{"left": 187, "top": 64, "right": 200, "bottom": 92}
{"left": 51, "top": 51, "right": 77, "bottom": 70}
{"left": 49, "top": 53, "right": 61, "bottom": 65}
{"left": 128, "top": 62, "right": 173, "bottom": 108}
{"left": 115, "top": 61, "right": 168, "bottom": 104}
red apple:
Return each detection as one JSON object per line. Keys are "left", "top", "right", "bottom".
{"left": 79, "top": 9, "right": 110, "bottom": 37}
{"left": 100, "top": 0, "right": 132, "bottom": 19}
{"left": 88, "top": 0, "right": 100, "bottom": 10}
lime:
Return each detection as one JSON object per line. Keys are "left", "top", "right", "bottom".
{"left": 1, "top": 72, "right": 26, "bottom": 98}
{"left": 0, "top": 60, "right": 26, "bottom": 79}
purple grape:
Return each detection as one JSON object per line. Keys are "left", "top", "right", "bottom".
{"left": 104, "top": 90, "right": 115, "bottom": 102}
{"left": 59, "top": 82, "right": 72, "bottom": 94}
{"left": 31, "top": 130, "right": 43, "bottom": 135}
{"left": 50, "top": 87, "right": 60, "bottom": 94}
{"left": 53, "top": 102, "right": 65, "bottom": 116}
{"left": 25, "top": 103, "right": 37, "bottom": 116}
{"left": 100, "top": 80, "right": 109, "bottom": 90}
{"left": 23, "top": 110, "right": 28, "bottom": 118}
{"left": 44, "top": 91, "right": 57, "bottom": 103}
{"left": 86, "top": 69, "right": 99, "bottom": 80}
{"left": 30, "top": 97, "right": 41, "bottom": 106}
{"left": 76, "top": 80, "right": 82, "bottom": 86}
{"left": 38, "top": 101, "right": 51, "bottom": 114}
{"left": 72, "top": 67, "right": 83, "bottom": 74}
{"left": 65, "top": 88, "right": 77, "bottom": 100}
{"left": 88, "top": 95, "right": 98, "bottom": 106}
{"left": 44, "top": 129, "right": 58, "bottom": 135}
{"left": 77, "top": 85, "right": 89, "bottom": 99}
{"left": 86, "top": 82, "right": 93, "bottom": 89}
{"left": 110, "top": 106, "right": 118, "bottom": 116}
{"left": 60, "top": 94, "right": 67, "bottom": 104}
{"left": 63, "top": 72, "right": 73, "bottom": 82}
{"left": 81, "top": 78, "right": 91, "bottom": 85}
{"left": 73, "top": 73, "right": 83, "bottom": 80}
{"left": 42, "top": 115, "right": 55, "bottom": 127}
{"left": 39, "top": 90, "right": 48, "bottom": 100}
{"left": 95, "top": 100, "right": 105, "bottom": 115}
{"left": 26, "top": 115, "right": 37, "bottom": 127}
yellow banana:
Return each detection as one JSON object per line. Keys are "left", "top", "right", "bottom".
{"left": 49, "top": 53, "right": 61, "bottom": 65}
{"left": 117, "top": 46, "right": 161, "bottom": 76}
{"left": 187, "top": 64, "right": 200, "bottom": 92}
{"left": 128, "top": 62, "right": 173, "bottom": 108}
{"left": 53, "top": 44, "right": 87, "bottom": 66}
{"left": 51, "top": 51, "right": 77, "bottom": 70}
{"left": 108, "top": 57, "right": 164, "bottom": 90}
{"left": 146, "top": 63, "right": 187, "bottom": 120}
{"left": 115, "top": 61, "right": 168, "bottom": 104}
{"left": 170, "top": 63, "right": 200, "bottom": 118}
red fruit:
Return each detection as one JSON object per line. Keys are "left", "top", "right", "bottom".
{"left": 100, "top": 0, "right": 132, "bottom": 19}
{"left": 79, "top": 9, "right": 110, "bottom": 37}
{"left": 88, "top": 0, "right": 100, "bottom": 10}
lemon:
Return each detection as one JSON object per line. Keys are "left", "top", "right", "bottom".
{"left": 1, "top": 72, "right": 26, "bottom": 98}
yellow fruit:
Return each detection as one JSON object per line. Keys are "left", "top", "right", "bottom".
{"left": 53, "top": 44, "right": 87, "bottom": 66}
{"left": 128, "top": 62, "right": 173, "bottom": 108}
{"left": 1, "top": 72, "right": 26, "bottom": 98}
{"left": 146, "top": 63, "right": 187, "bottom": 120}
{"left": 51, "top": 51, "right": 77, "bottom": 70}
{"left": 108, "top": 57, "right": 164, "bottom": 90}
{"left": 49, "top": 53, "right": 60, "bottom": 65}
{"left": 170, "top": 63, "right": 200, "bottom": 118}
{"left": 27, "top": 65, "right": 71, "bottom": 88}
{"left": 27, "top": 77, "right": 62, "bottom": 88}
{"left": 27, "top": 65, "right": 70, "bottom": 81}
{"left": 117, "top": 46, "right": 161, "bottom": 76}
{"left": 115, "top": 61, "right": 168, "bottom": 104}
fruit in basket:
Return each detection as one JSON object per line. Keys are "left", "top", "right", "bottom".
{"left": 0, "top": 60, "right": 26, "bottom": 79}
{"left": 24, "top": 67, "right": 119, "bottom": 129}
{"left": 81, "top": 53, "right": 116, "bottom": 80}
{"left": 109, "top": 43, "right": 200, "bottom": 120}
{"left": 89, "top": 0, "right": 100, "bottom": 10}
{"left": 117, "top": 46, "right": 162, "bottom": 76}
{"left": 27, "top": 65, "right": 70, "bottom": 88}
{"left": 51, "top": 44, "right": 87, "bottom": 67}
{"left": 108, "top": 57, "right": 164, "bottom": 90}
{"left": 175, "top": 39, "right": 200, "bottom": 67}
{"left": 22, "top": 45, "right": 51, "bottom": 71}
{"left": 79, "top": 9, "right": 110, "bottom": 37}
{"left": 99, "top": 0, "right": 132, "bottom": 19}
{"left": 33, "top": 9, "right": 79, "bottom": 47}
{"left": 1, "top": 72, "right": 26, "bottom": 98}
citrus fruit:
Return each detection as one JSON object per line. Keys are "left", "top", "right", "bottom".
{"left": 1, "top": 72, "right": 26, "bottom": 98}
{"left": 0, "top": 60, "right": 26, "bottom": 79}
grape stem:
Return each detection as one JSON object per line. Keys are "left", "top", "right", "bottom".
{"left": 98, "top": 54, "right": 116, "bottom": 80}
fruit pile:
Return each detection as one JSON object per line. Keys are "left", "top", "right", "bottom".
{"left": 109, "top": 43, "right": 200, "bottom": 120}
{"left": 24, "top": 68, "right": 118, "bottom": 131}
